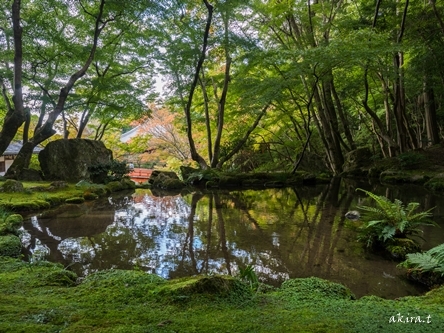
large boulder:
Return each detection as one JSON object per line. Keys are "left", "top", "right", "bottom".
{"left": 342, "top": 147, "right": 373, "bottom": 177}
{"left": 39, "top": 139, "right": 113, "bottom": 182}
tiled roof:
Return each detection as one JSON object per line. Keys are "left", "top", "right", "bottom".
{"left": 3, "top": 141, "right": 43, "bottom": 155}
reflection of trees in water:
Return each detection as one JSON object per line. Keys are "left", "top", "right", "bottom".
{"left": 21, "top": 184, "right": 444, "bottom": 297}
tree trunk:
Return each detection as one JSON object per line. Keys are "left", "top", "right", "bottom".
{"left": 183, "top": 0, "right": 213, "bottom": 169}
{"left": 6, "top": 0, "right": 107, "bottom": 178}
{"left": 0, "top": 0, "right": 26, "bottom": 155}
{"left": 423, "top": 80, "right": 440, "bottom": 145}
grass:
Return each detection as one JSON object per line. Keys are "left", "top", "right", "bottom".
{"left": 0, "top": 256, "right": 443, "bottom": 333}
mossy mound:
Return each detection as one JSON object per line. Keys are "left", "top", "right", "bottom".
{"left": 0, "top": 199, "right": 51, "bottom": 211}
{"left": 279, "top": 277, "right": 356, "bottom": 301}
{"left": 0, "top": 235, "right": 22, "bottom": 257}
{"left": 65, "top": 197, "right": 85, "bottom": 204}
{"left": 0, "top": 179, "right": 25, "bottom": 193}
{"left": 156, "top": 275, "right": 252, "bottom": 303}
{"left": 0, "top": 214, "right": 23, "bottom": 235}
{"left": 105, "top": 179, "right": 136, "bottom": 192}
{"left": 43, "top": 269, "right": 78, "bottom": 287}
{"left": 149, "top": 170, "right": 185, "bottom": 190}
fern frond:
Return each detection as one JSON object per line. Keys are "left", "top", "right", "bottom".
{"left": 404, "top": 252, "right": 440, "bottom": 271}
{"left": 381, "top": 225, "right": 396, "bottom": 241}
{"left": 428, "top": 243, "right": 444, "bottom": 262}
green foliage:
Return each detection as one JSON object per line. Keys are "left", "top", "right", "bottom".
{"left": 238, "top": 265, "right": 259, "bottom": 291}
{"left": 356, "top": 188, "right": 436, "bottom": 247}
{"left": 399, "top": 243, "right": 444, "bottom": 277}
{"left": 397, "top": 152, "right": 426, "bottom": 170}
{"left": 0, "top": 235, "right": 22, "bottom": 257}
{"left": 89, "top": 160, "right": 130, "bottom": 184}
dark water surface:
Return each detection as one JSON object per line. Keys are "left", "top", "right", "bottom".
{"left": 20, "top": 178, "right": 444, "bottom": 299}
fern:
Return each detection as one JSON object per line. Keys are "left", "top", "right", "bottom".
{"left": 399, "top": 243, "right": 444, "bottom": 277}
{"left": 356, "top": 188, "right": 436, "bottom": 247}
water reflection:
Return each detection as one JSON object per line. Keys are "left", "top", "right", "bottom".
{"left": 21, "top": 179, "right": 444, "bottom": 299}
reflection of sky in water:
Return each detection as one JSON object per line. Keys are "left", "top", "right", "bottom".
{"left": 20, "top": 184, "right": 444, "bottom": 299}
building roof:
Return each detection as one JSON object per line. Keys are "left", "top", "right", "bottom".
{"left": 3, "top": 141, "right": 43, "bottom": 155}
{"left": 120, "top": 125, "right": 142, "bottom": 143}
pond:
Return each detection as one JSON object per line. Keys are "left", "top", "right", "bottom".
{"left": 20, "top": 178, "right": 444, "bottom": 299}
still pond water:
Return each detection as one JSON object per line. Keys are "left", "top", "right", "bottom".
{"left": 20, "top": 178, "right": 444, "bottom": 299}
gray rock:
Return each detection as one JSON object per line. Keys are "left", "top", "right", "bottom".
{"left": 39, "top": 139, "right": 113, "bottom": 182}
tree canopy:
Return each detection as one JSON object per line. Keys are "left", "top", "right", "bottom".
{"left": 1, "top": 0, "right": 444, "bottom": 176}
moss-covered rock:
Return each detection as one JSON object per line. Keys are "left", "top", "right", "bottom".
{"left": 106, "top": 180, "right": 125, "bottom": 192}
{"left": 0, "top": 179, "right": 24, "bottom": 193}
{"left": 0, "top": 214, "right": 23, "bottom": 235}
{"left": 0, "top": 235, "right": 22, "bottom": 257}
{"left": 149, "top": 170, "right": 185, "bottom": 190}
{"left": 386, "top": 238, "right": 421, "bottom": 260}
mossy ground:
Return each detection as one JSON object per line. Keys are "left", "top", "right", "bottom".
{"left": 0, "top": 180, "right": 135, "bottom": 212}
{"left": 1, "top": 257, "right": 443, "bottom": 333}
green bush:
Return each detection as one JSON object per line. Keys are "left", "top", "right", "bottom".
{"left": 89, "top": 160, "right": 130, "bottom": 184}
{"left": 397, "top": 151, "right": 426, "bottom": 170}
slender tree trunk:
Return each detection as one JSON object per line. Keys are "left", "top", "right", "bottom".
{"left": 423, "top": 79, "right": 440, "bottom": 145}
{"left": 198, "top": 73, "right": 213, "bottom": 162}
{"left": 183, "top": 0, "right": 213, "bottom": 169}
{"left": 216, "top": 104, "right": 269, "bottom": 168}
{"left": 211, "top": 10, "right": 231, "bottom": 168}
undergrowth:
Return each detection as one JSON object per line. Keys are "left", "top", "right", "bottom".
{"left": 1, "top": 257, "right": 444, "bottom": 332}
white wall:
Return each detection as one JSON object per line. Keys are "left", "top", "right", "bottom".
{"left": 0, "top": 156, "right": 15, "bottom": 176}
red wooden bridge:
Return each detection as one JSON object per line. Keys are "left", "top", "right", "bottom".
{"left": 129, "top": 168, "right": 153, "bottom": 184}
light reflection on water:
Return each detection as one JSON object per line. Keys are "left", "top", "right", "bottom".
{"left": 20, "top": 178, "right": 444, "bottom": 299}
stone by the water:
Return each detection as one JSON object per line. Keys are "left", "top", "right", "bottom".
{"left": 345, "top": 210, "right": 361, "bottom": 221}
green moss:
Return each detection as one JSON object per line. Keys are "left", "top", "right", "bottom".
{"left": 106, "top": 180, "right": 125, "bottom": 192}
{"left": 65, "top": 197, "right": 85, "bottom": 204}
{"left": 0, "top": 214, "right": 23, "bottom": 236}
{"left": 279, "top": 277, "right": 356, "bottom": 301}
{"left": 0, "top": 235, "right": 22, "bottom": 257}
{"left": 386, "top": 238, "right": 421, "bottom": 260}
{"left": 1, "top": 260, "right": 444, "bottom": 333}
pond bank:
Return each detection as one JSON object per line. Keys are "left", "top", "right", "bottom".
{"left": 0, "top": 256, "right": 443, "bottom": 332}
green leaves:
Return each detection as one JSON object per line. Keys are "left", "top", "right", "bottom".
{"left": 356, "top": 188, "right": 436, "bottom": 247}
{"left": 400, "top": 243, "right": 444, "bottom": 277}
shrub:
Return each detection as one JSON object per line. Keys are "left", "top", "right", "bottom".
{"left": 396, "top": 151, "right": 426, "bottom": 170}
{"left": 89, "top": 160, "right": 130, "bottom": 184}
